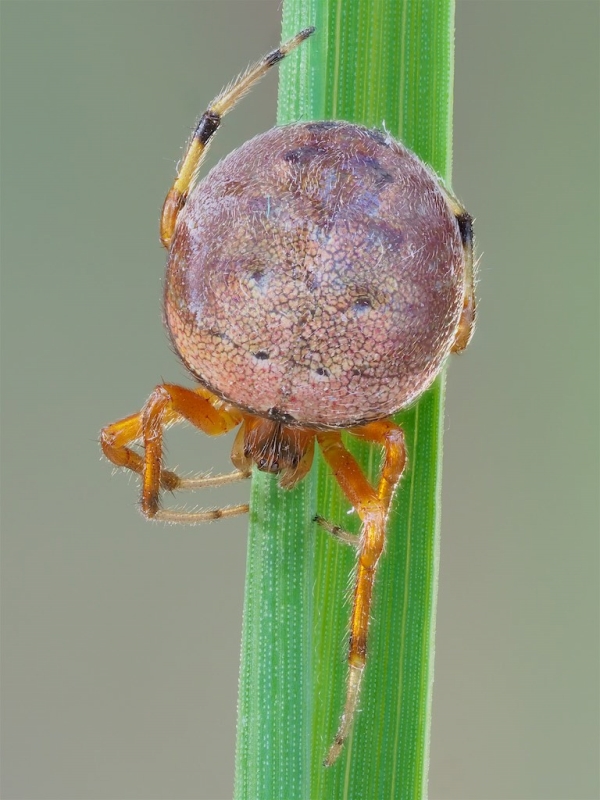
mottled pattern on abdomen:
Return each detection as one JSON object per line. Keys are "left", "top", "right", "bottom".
{"left": 165, "top": 121, "right": 464, "bottom": 428}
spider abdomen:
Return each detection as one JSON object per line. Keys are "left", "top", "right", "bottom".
{"left": 165, "top": 121, "right": 464, "bottom": 428}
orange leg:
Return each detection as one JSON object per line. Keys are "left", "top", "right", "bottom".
{"left": 160, "top": 27, "right": 315, "bottom": 248}
{"left": 101, "top": 384, "right": 249, "bottom": 523}
{"left": 443, "top": 190, "right": 476, "bottom": 353}
{"left": 317, "top": 420, "right": 407, "bottom": 765}
{"left": 452, "top": 208, "right": 476, "bottom": 352}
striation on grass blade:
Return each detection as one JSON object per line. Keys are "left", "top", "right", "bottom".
{"left": 235, "top": 1, "right": 456, "bottom": 797}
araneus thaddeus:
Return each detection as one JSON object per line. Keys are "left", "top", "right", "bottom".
{"left": 100, "top": 27, "right": 475, "bottom": 766}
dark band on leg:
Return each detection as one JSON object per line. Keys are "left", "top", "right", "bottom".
{"left": 264, "top": 49, "right": 285, "bottom": 68}
{"left": 456, "top": 211, "right": 474, "bottom": 249}
{"left": 194, "top": 110, "right": 221, "bottom": 145}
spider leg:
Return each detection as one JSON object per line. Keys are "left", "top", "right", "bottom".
{"left": 443, "top": 190, "right": 476, "bottom": 352}
{"left": 317, "top": 420, "right": 407, "bottom": 766}
{"left": 314, "top": 514, "right": 360, "bottom": 547}
{"left": 160, "top": 26, "right": 315, "bottom": 248}
{"left": 179, "top": 470, "right": 250, "bottom": 490}
{"left": 101, "top": 384, "right": 249, "bottom": 522}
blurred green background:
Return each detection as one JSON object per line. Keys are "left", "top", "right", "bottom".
{"left": 1, "top": 2, "right": 598, "bottom": 798}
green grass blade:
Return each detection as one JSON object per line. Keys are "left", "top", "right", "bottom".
{"left": 235, "top": 1, "right": 455, "bottom": 797}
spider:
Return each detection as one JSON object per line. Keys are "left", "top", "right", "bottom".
{"left": 100, "top": 26, "right": 475, "bottom": 766}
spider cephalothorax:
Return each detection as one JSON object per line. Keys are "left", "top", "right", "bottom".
{"left": 231, "top": 417, "right": 315, "bottom": 489}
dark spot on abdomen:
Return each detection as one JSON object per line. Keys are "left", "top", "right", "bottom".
{"left": 353, "top": 296, "right": 373, "bottom": 314}
{"left": 349, "top": 154, "right": 394, "bottom": 189}
{"left": 283, "top": 144, "right": 327, "bottom": 164}
{"left": 249, "top": 267, "right": 268, "bottom": 287}
{"left": 347, "top": 285, "right": 387, "bottom": 315}
{"left": 305, "top": 121, "right": 341, "bottom": 133}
